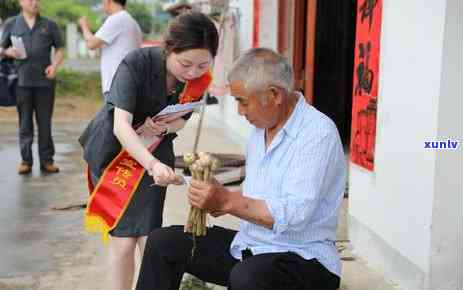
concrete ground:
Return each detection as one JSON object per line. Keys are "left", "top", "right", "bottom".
{"left": 0, "top": 107, "right": 398, "bottom": 290}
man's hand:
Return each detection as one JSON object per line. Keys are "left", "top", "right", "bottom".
{"left": 190, "top": 179, "right": 274, "bottom": 228}
{"left": 78, "top": 17, "right": 105, "bottom": 49}
{"left": 78, "top": 16, "right": 90, "bottom": 32}
{"left": 45, "top": 64, "right": 58, "bottom": 80}
{"left": 4, "top": 47, "right": 20, "bottom": 59}
{"left": 188, "top": 178, "right": 231, "bottom": 214}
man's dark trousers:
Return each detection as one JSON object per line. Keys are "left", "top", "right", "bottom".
{"left": 135, "top": 226, "right": 340, "bottom": 290}
{"left": 16, "top": 86, "right": 55, "bottom": 166}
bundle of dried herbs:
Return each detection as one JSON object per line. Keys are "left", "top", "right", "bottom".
{"left": 184, "top": 152, "right": 220, "bottom": 235}
{"left": 183, "top": 152, "right": 220, "bottom": 255}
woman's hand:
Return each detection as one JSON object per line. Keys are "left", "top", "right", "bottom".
{"left": 4, "top": 47, "right": 21, "bottom": 59}
{"left": 137, "top": 117, "right": 168, "bottom": 138}
{"left": 148, "top": 160, "right": 183, "bottom": 187}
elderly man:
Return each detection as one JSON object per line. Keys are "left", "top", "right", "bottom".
{"left": 0, "top": 0, "right": 64, "bottom": 174}
{"left": 135, "top": 48, "right": 347, "bottom": 290}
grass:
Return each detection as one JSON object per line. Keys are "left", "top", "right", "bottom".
{"left": 55, "top": 69, "right": 102, "bottom": 100}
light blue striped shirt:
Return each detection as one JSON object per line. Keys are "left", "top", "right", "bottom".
{"left": 230, "top": 94, "right": 347, "bottom": 277}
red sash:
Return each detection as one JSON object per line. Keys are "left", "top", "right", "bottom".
{"left": 84, "top": 71, "right": 212, "bottom": 243}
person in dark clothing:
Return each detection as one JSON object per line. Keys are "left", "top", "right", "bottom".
{"left": 0, "top": 0, "right": 64, "bottom": 174}
{"left": 78, "top": 12, "right": 218, "bottom": 290}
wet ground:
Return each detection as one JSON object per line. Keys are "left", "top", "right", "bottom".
{"left": 0, "top": 121, "right": 105, "bottom": 290}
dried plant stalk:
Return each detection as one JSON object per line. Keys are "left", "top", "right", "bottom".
{"left": 184, "top": 153, "right": 220, "bottom": 242}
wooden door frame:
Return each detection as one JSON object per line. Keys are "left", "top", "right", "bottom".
{"left": 277, "top": 0, "right": 288, "bottom": 55}
{"left": 305, "top": 0, "right": 317, "bottom": 104}
{"left": 253, "top": 0, "right": 261, "bottom": 48}
{"left": 292, "top": 0, "right": 306, "bottom": 95}
{"left": 278, "top": 0, "right": 318, "bottom": 104}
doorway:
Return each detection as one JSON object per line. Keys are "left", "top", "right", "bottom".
{"left": 313, "top": 0, "right": 356, "bottom": 145}
{"left": 279, "top": 0, "right": 357, "bottom": 146}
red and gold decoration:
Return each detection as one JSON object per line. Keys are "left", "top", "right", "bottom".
{"left": 84, "top": 143, "right": 160, "bottom": 244}
{"left": 179, "top": 71, "right": 212, "bottom": 104}
{"left": 84, "top": 72, "right": 213, "bottom": 243}
{"left": 350, "top": 0, "right": 383, "bottom": 171}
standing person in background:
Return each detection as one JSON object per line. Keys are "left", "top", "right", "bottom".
{"left": 0, "top": 0, "right": 64, "bottom": 175}
{"left": 78, "top": 0, "right": 142, "bottom": 100}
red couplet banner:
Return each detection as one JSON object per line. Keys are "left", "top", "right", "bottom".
{"left": 350, "top": 0, "right": 383, "bottom": 171}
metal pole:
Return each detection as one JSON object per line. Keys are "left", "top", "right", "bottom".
{"left": 193, "top": 93, "right": 207, "bottom": 154}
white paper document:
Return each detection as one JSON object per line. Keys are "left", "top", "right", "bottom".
{"left": 137, "top": 100, "right": 204, "bottom": 148}
{"left": 154, "top": 100, "right": 203, "bottom": 119}
{"left": 10, "top": 36, "right": 27, "bottom": 59}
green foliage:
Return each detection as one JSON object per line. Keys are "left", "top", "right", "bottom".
{"left": 127, "top": 2, "right": 153, "bottom": 34}
{"left": 40, "top": 0, "right": 100, "bottom": 32}
{"left": 56, "top": 69, "right": 101, "bottom": 99}
{"left": 76, "top": 0, "right": 101, "bottom": 6}
{"left": 0, "top": 0, "right": 20, "bottom": 20}
{"left": 152, "top": 1, "right": 171, "bottom": 37}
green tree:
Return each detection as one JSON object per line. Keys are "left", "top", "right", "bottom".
{"left": 40, "top": 0, "right": 100, "bottom": 32}
{"left": 76, "top": 0, "right": 101, "bottom": 7}
{"left": 127, "top": 2, "right": 153, "bottom": 35}
{"left": 0, "top": 0, "right": 20, "bottom": 20}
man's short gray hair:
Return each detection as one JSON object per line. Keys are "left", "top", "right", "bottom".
{"left": 227, "top": 48, "right": 293, "bottom": 102}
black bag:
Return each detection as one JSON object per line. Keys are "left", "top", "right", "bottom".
{"left": 0, "top": 58, "right": 18, "bottom": 106}
{"left": 0, "top": 16, "right": 20, "bottom": 107}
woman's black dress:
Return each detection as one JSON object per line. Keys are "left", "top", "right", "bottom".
{"left": 79, "top": 47, "right": 190, "bottom": 237}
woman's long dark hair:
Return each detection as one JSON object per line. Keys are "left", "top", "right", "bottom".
{"left": 163, "top": 12, "right": 219, "bottom": 57}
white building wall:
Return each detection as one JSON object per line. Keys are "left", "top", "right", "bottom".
{"left": 231, "top": 0, "right": 253, "bottom": 52}
{"left": 209, "top": 0, "right": 256, "bottom": 147}
{"left": 258, "top": 0, "right": 278, "bottom": 50}
{"left": 349, "top": 1, "right": 456, "bottom": 290}
{"left": 430, "top": 0, "right": 463, "bottom": 289}
{"left": 209, "top": 0, "right": 280, "bottom": 146}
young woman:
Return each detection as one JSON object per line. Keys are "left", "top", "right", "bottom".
{"left": 79, "top": 12, "right": 218, "bottom": 290}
